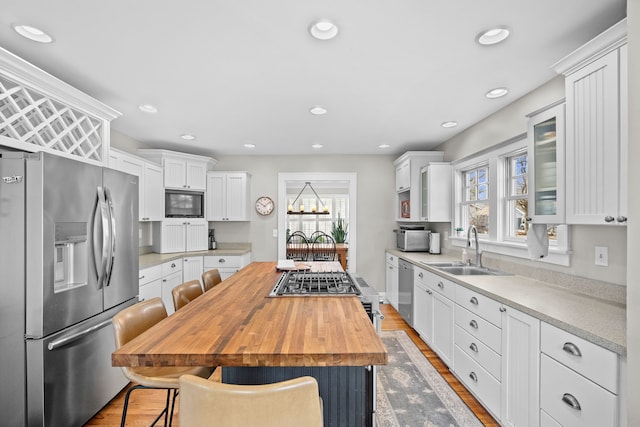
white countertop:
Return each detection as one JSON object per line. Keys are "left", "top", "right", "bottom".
{"left": 387, "top": 249, "right": 626, "bottom": 356}
{"left": 139, "top": 244, "right": 251, "bottom": 269}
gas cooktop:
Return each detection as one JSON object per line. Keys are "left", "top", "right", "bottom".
{"left": 269, "top": 270, "right": 361, "bottom": 296}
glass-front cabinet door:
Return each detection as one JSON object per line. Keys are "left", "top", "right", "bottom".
{"left": 526, "top": 101, "right": 565, "bottom": 224}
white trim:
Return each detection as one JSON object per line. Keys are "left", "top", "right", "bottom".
{"left": 278, "top": 172, "right": 357, "bottom": 272}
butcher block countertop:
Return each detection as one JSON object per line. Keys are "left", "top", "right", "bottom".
{"left": 113, "top": 261, "right": 387, "bottom": 368}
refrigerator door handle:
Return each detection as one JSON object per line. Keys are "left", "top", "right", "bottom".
{"left": 94, "top": 186, "right": 110, "bottom": 289}
{"left": 103, "top": 187, "right": 117, "bottom": 287}
{"left": 46, "top": 319, "right": 112, "bottom": 351}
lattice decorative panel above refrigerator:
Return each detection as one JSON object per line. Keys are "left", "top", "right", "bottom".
{"left": 0, "top": 75, "right": 104, "bottom": 162}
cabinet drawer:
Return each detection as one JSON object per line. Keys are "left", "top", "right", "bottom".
{"left": 540, "top": 354, "right": 618, "bottom": 427}
{"left": 455, "top": 325, "right": 501, "bottom": 381}
{"left": 204, "top": 255, "right": 243, "bottom": 269}
{"left": 139, "top": 265, "right": 162, "bottom": 286}
{"left": 162, "top": 259, "right": 183, "bottom": 276}
{"left": 541, "top": 322, "right": 618, "bottom": 393}
{"left": 385, "top": 252, "right": 398, "bottom": 266}
{"left": 455, "top": 286, "right": 502, "bottom": 327}
{"left": 454, "top": 346, "right": 501, "bottom": 418}
{"left": 455, "top": 305, "right": 501, "bottom": 354}
{"left": 540, "top": 410, "right": 562, "bottom": 427}
{"left": 426, "top": 272, "right": 456, "bottom": 300}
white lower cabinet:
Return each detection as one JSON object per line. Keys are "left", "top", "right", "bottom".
{"left": 385, "top": 252, "right": 399, "bottom": 309}
{"left": 152, "top": 219, "right": 208, "bottom": 253}
{"left": 413, "top": 267, "right": 454, "bottom": 368}
{"left": 540, "top": 322, "right": 621, "bottom": 427}
{"left": 203, "top": 253, "right": 251, "bottom": 280}
{"left": 138, "top": 264, "right": 162, "bottom": 302}
{"left": 160, "top": 259, "right": 183, "bottom": 315}
{"left": 455, "top": 345, "right": 502, "bottom": 417}
{"left": 501, "top": 306, "right": 540, "bottom": 427}
{"left": 183, "top": 256, "right": 204, "bottom": 287}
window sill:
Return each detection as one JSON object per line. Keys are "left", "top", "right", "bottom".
{"left": 449, "top": 236, "right": 571, "bottom": 266}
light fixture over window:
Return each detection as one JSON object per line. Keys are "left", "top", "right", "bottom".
{"left": 309, "top": 20, "right": 339, "bottom": 40}
{"left": 287, "top": 182, "right": 330, "bottom": 215}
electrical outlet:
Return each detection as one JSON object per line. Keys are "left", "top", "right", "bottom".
{"left": 272, "top": 229, "right": 278, "bottom": 238}
{"left": 595, "top": 246, "right": 608, "bottom": 266}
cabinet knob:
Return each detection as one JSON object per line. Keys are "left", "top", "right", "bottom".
{"left": 561, "top": 393, "right": 582, "bottom": 411}
{"left": 499, "top": 307, "right": 506, "bottom": 312}
{"left": 437, "top": 281, "right": 444, "bottom": 289}
{"left": 469, "top": 319, "right": 478, "bottom": 329}
{"left": 604, "top": 216, "right": 615, "bottom": 223}
{"left": 219, "top": 258, "right": 226, "bottom": 264}
{"left": 562, "top": 342, "right": 582, "bottom": 357}
{"left": 418, "top": 272, "right": 423, "bottom": 279}
{"left": 469, "top": 372, "right": 478, "bottom": 382}
{"left": 525, "top": 216, "right": 532, "bottom": 223}
{"left": 617, "top": 216, "right": 627, "bottom": 223}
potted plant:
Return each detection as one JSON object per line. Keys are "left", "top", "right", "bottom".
{"left": 455, "top": 227, "right": 464, "bottom": 237}
{"left": 331, "top": 214, "right": 348, "bottom": 243}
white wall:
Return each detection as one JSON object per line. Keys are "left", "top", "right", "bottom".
{"left": 209, "top": 155, "right": 398, "bottom": 292}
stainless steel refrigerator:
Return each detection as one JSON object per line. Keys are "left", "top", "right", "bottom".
{"left": 0, "top": 150, "right": 139, "bottom": 426}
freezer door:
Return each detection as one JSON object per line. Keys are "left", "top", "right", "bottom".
{"left": 25, "top": 153, "right": 104, "bottom": 337}
{"left": 26, "top": 301, "right": 132, "bottom": 427}
{"left": 102, "top": 167, "right": 139, "bottom": 309}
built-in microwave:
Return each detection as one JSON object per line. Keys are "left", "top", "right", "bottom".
{"left": 165, "top": 190, "right": 204, "bottom": 218}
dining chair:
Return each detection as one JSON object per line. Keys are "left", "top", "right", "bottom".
{"left": 311, "top": 232, "right": 337, "bottom": 262}
{"left": 286, "top": 230, "right": 310, "bottom": 261}
{"left": 112, "top": 298, "right": 214, "bottom": 427}
{"left": 201, "top": 268, "right": 222, "bottom": 292}
{"left": 179, "top": 375, "right": 323, "bottom": 427}
{"left": 171, "top": 280, "right": 204, "bottom": 311}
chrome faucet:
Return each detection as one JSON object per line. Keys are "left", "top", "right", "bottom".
{"left": 466, "top": 225, "right": 483, "bottom": 268}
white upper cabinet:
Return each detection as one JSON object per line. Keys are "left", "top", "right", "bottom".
{"left": 394, "top": 151, "right": 444, "bottom": 222}
{"left": 109, "top": 148, "right": 163, "bottom": 221}
{"left": 420, "top": 162, "right": 452, "bottom": 222}
{"left": 526, "top": 101, "right": 565, "bottom": 224}
{"left": 138, "top": 149, "right": 216, "bottom": 191}
{"left": 206, "top": 172, "right": 251, "bottom": 221}
{"left": 553, "top": 19, "right": 627, "bottom": 225}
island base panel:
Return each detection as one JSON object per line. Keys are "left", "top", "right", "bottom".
{"left": 222, "top": 366, "right": 373, "bottom": 427}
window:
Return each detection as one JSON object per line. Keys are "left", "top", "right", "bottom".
{"left": 461, "top": 164, "right": 490, "bottom": 234}
{"left": 505, "top": 151, "right": 528, "bottom": 239}
{"left": 453, "top": 134, "right": 570, "bottom": 266}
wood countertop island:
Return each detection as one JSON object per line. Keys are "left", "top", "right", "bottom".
{"left": 112, "top": 261, "right": 387, "bottom": 368}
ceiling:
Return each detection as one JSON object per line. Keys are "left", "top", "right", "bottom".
{"left": 0, "top": 1, "right": 626, "bottom": 157}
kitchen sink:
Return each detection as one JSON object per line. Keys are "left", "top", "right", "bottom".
{"left": 436, "top": 265, "right": 512, "bottom": 276}
{"left": 420, "top": 261, "right": 466, "bottom": 268}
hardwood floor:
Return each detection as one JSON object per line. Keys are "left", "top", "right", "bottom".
{"left": 85, "top": 303, "right": 498, "bottom": 426}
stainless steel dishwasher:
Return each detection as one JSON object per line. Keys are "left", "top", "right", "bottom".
{"left": 398, "top": 259, "right": 414, "bottom": 326}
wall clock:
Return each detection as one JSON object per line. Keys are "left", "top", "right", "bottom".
{"left": 255, "top": 196, "right": 275, "bottom": 216}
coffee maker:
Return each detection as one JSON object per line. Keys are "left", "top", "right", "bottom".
{"left": 208, "top": 229, "right": 217, "bottom": 250}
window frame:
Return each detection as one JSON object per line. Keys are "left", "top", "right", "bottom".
{"left": 451, "top": 134, "right": 571, "bottom": 266}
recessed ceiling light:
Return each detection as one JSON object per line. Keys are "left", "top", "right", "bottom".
{"left": 309, "top": 20, "right": 339, "bottom": 40}
{"left": 244, "top": 143, "right": 256, "bottom": 149}
{"left": 138, "top": 104, "right": 158, "bottom": 113}
{"left": 12, "top": 24, "right": 53, "bottom": 43}
{"left": 312, "top": 144, "right": 324, "bottom": 149}
{"left": 486, "top": 87, "right": 509, "bottom": 99}
{"left": 378, "top": 144, "right": 390, "bottom": 149}
{"left": 441, "top": 121, "right": 458, "bottom": 128}
{"left": 477, "top": 26, "right": 510, "bottom": 45}
{"left": 309, "top": 106, "right": 327, "bottom": 115}
{"left": 180, "top": 134, "right": 196, "bottom": 141}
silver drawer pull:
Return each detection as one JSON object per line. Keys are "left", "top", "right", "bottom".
{"left": 469, "top": 343, "right": 478, "bottom": 353}
{"left": 139, "top": 275, "right": 144, "bottom": 280}
{"left": 469, "top": 319, "right": 478, "bottom": 329}
{"left": 604, "top": 216, "right": 615, "bottom": 223}
{"left": 437, "top": 281, "right": 444, "bottom": 289}
{"left": 418, "top": 272, "right": 423, "bottom": 278}
{"left": 617, "top": 216, "right": 627, "bottom": 223}
{"left": 219, "top": 258, "right": 226, "bottom": 263}
{"left": 171, "top": 263, "right": 176, "bottom": 268}
{"left": 562, "top": 393, "right": 581, "bottom": 411}
{"left": 470, "top": 296, "right": 478, "bottom": 305}
{"left": 469, "top": 372, "right": 478, "bottom": 382}
{"left": 499, "top": 307, "right": 506, "bottom": 312}
{"left": 426, "top": 289, "right": 432, "bottom": 295}
{"left": 562, "top": 342, "right": 582, "bottom": 357}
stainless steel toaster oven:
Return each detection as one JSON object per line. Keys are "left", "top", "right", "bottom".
{"left": 395, "top": 228, "right": 430, "bottom": 252}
